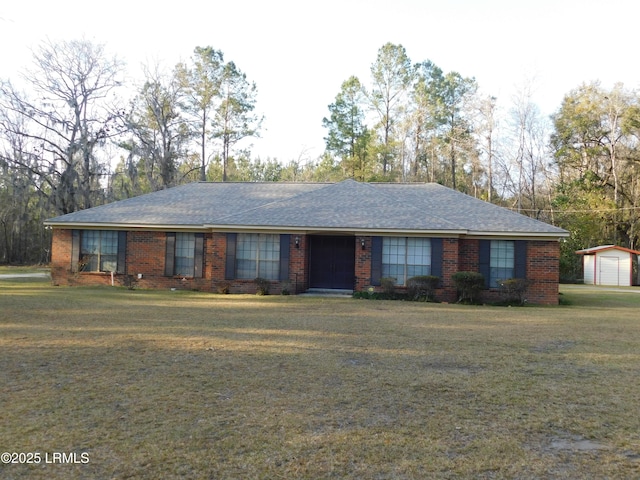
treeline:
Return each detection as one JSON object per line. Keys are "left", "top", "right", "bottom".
{"left": 1, "top": 40, "right": 640, "bottom": 280}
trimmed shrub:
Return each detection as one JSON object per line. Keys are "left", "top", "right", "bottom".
{"left": 280, "top": 281, "right": 292, "bottom": 295}
{"left": 498, "top": 278, "right": 530, "bottom": 305}
{"left": 254, "top": 277, "right": 270, "bottom": 295}
{"left": 406, "top": 275, "right": 440, "bottom": 301}
{"left": 380, "top": 277, "right": 397, "bottom": 295}
{"left": 452, "top": 271, "right": 485, "bottom": 304}
{"left": 216, "top": 281, "right": 231, "bottom": 294}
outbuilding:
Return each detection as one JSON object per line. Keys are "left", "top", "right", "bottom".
{"left": 575, "top": 245, "right": 640, "bottom": 286}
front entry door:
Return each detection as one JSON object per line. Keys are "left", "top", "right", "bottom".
{"left": 309, "top": 236, "right": 355, "bottom": 289}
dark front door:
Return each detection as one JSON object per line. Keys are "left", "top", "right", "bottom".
{"left": 309, "top": 235, "right": 355, "bottom": 289}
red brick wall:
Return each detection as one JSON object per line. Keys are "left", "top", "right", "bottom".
{"left": 438, "top": 238, "right": 459, "bottom": 302}
{"left": 290, "top": 234, "right": 308, "bottom": 293}
{"left": 453, "top": 238, "right": 560, "bottom": 305}
{"left": 126, "top": 231, "right": 214, "bottom": 292}
{"left": 525, "top": 240, "right": 560, "bottom": 305}
{"left": 458, "top": 238, "right": 479, "bottom": 272}
{"left": 50, "top": 228, "right": 561, "bottom": 304}
{"left": 355, "top": 236, "right": 372, "bottom": 291}
{"left": 50, "top": 228, "right": 72, "bottom": 285}
{"left": 51, "top": 229, "right": 216, "bottom": 291}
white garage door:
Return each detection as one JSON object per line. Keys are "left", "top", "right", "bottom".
{"left": 599, "top": 256, "right": 620, "bottom": 285}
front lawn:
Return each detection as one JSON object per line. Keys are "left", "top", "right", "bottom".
{"left": 1, "top": 279, "right": 639, "bottom": 479}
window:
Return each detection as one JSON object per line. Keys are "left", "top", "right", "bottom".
{"left": 174, "top": 233, "right": 196, "bottom": 276}
{"left": 490, "top": 240, "right": 514, "bottom": 287}
{"left": 382, "top": 237, "right": 431, "bottom": 285}
{"left": 80, "top": 230, "right": 119, "bottom": 272}
{"left": 236, "top": 234, "right": 280, "bottom": 280}
{"left": 165, "top": 232, "right": 204, "bottom": 278}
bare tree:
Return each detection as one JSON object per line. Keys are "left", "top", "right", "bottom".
{"left": 476, "top": 95, "right": 499, "bottom": 202}
{"left": 0, "top": 38, "right": 124, "bottom": 214}
{"left": 121, "top": 62, "right": 189, "bottom": 193}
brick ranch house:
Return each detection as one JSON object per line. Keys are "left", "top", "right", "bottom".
{"left": 45, "top": 180, "right": 569, "bottom": 304}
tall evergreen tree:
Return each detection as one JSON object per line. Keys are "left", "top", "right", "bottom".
{"left": 211, "top": 61, "right": 262, "bottom": 182}
{"left": 322, "top": 76, "right": 373, "bottom": 180}
{"left": 177, "top": 47, "right": 224, "bottom": 181}
{"left": 367, "top": 43, "right": 415, "bottom": 175}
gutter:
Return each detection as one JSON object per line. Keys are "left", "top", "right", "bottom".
{"left": 44, "top": 221, "right": 569, "bottom": 240}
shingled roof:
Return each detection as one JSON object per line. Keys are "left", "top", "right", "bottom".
{"left": 44, "top": 180, "right": 569, "bottom": 238}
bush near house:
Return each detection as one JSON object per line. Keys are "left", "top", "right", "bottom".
{"left": 380, "top": 277, "right": 397, "bottom": 295}
{"left": 498, "top": 278, "right": 531, "bottom": 305}
{"left": 452, "top": 271, "right": 485, "bottom": 304}
{"left": 406, "top": 275, "right": 440, "bottom": 301}
{"left": 254, "top": 277, "right": 271, "bottom": 295}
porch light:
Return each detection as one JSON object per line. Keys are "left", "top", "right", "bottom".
{"left": 295, "top": 236, "right": 300, "bottom": 248}
{"left": 361, "top": 238, "right": 366, "bottom": 250}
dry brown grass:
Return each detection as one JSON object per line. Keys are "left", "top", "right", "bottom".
{"left": 1, "top": 279, "right": 640, "bottom": 479}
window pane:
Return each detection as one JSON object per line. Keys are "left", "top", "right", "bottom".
{"left": 100, "top": 231, "right": 118, "bottom": 255}
{"left": 407, "top": 238, "right": 431, "bottom": 279}
{"left": 101, "top": 255, "right": 118, "bottom": 272}
{"left": 236, "top": 234, "right": 258, "bottom": 279}
{"left": 382, "top": 237, "right": 431, "bottom": 286}
{"left": 258, "top": 234, "right": 280, "bottom": 280}
{"left": 175, "top": 233, "right": 195, "bottom": 276}
{"left": 80, "top": 231, "right": 100, "bottom": 271}
{"left": 81, "top": 230, "right": 120, "bottom": 272}
{"left": 407, "top": 264, "right": 430, "bottom": 278}
{"left": 382, "top": 237, "right": 405, "bottom": 284}
{"left": 258, "top": 260, "right": 279, "bottom": 280}
{"left": 490, "top": 241, "right": 514, "bottom": 287}
{"left": 382, "top": 263, "right": 405, "bottom": 285}
{"left": 81, "top": 231, "right": 100, "bottom": 255}
{"left": 236, "top": 259, "right": 256, "bottom": 279}
{"left": 236, "top": 234, "right": 280, "bottom": 280}
{"left": 237, "top": 234, "right": 257, "bottom": 260}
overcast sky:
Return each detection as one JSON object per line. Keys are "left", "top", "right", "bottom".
{"left": 2, "top": 0, "right": 639, "bottom": 163}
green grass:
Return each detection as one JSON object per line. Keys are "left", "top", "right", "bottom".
{"left": 1, "top": 278, "right": 640, "bottom": 479}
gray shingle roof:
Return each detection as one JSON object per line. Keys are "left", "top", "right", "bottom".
{"left": 45, "top": 180, "right": 568, "bottom": 238}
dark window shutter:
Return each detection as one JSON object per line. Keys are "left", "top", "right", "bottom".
{"left": 371, "top": 236, "right": 383, "bottom": 286}
{"left": 279, "top": 234, "right": 290, "bottom": 281}
{"left": 116, "top": 231, "right": 127, "bottom": 274}
{"left": 514, "top": 240, "right": 527, "bottom": 279}
{"left": 225, "top": 233, "right": 237, "bottom": 280}
{"left": 430, "top": 238, "right": 443, "bottom": 284}
{"left": 194, "top": 233, "right": 204, "bottom": 278}
{"left": 71, "top": 230, "right": 80, "bottom": 273}
{"left": 479, "top": 240, "right": 491, "bottom": 288}
{"left": 164, "top": 233, "right": 176, "bottom": 276}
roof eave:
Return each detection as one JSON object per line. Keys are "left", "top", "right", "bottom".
{"left": 576, "top": 245, "right": 640, "bottom": 255}
{"left": 466, "top": 230, "right": 570, "bottom": 240}
{"left": 203, "top": 224, "right": 466, "bottom": 236}
{"left": 45, "top": 222, "right": 570, "bottom": 239}
{"left": 44, "top": 221, "right": 208, "bottom": 231}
